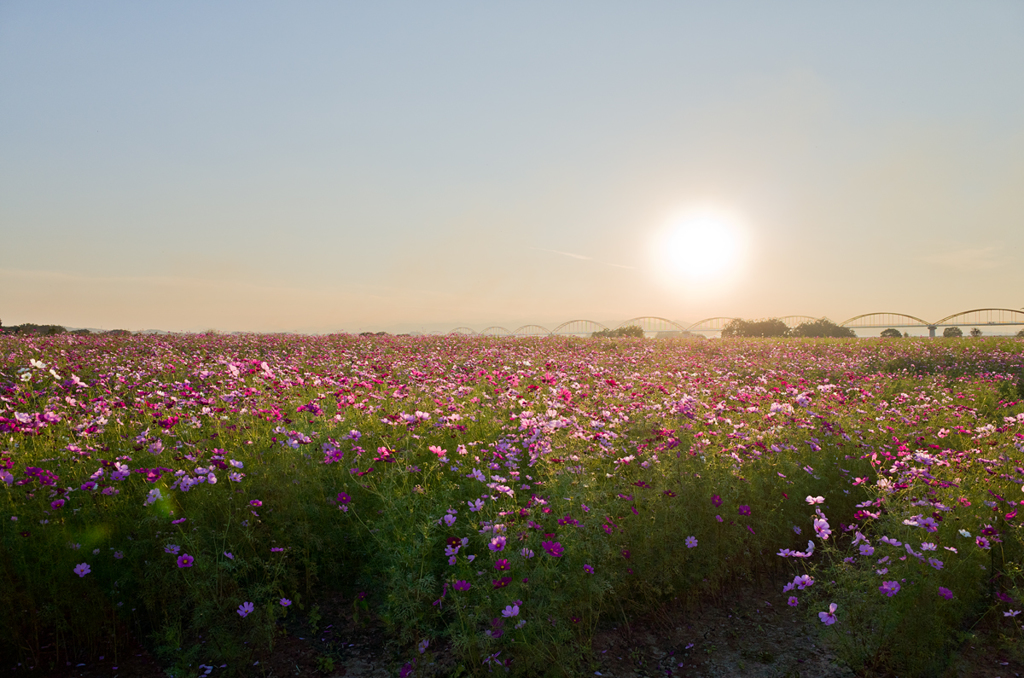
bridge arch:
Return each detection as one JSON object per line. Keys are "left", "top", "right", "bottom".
{"left": 512, "top": 325, "right": 551, "bottom": 336}
{"left": 448, "top": 327, "right": 477, "bottom": 335}
{"left": 932, "top": 308, "right": 1024, "bottom": 326}
{"left": 480, "top": 326, "right": 512, "bottom": 336}
{"left": 616, "top": 317, "right": 689, "bottom": 334}
{"left": 840, "top": 313, "right": 931, "bottom": 328}
{"left": 685, "top": 317, "right": 737, "bottom": 332}
{"left": 550, "top": 319, "right": 609, "bottom": 336}
{"left": 777, "top": 315, "right": 825, "bottom": 328}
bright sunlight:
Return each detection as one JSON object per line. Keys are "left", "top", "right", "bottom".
{"left": 651, "top": 207, "right": 748, "bottom": 291}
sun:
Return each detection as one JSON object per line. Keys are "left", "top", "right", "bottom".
{"left": 649, "top": 207, "right": 749, "bottom": 292}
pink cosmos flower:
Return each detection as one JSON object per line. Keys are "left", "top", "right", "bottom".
{"left": 489, "top": 536, "right": 506, "bottom": 552}
{"left": 250, "top": 500, "right": 262, "bottom": 507}
{"left": 685, "top": 536, "right": 697, "bottom": 548}
{"left": 494, "top": 559, "right": 510, "bottom": 571}
{"left": 806, "top": 496, "right": 824, "bottom": 505}
{"left": 788, "top": 596, "right": 798, "bottom": 607}
{"left": 818, "top": 603, "right": 837, "bottom": 625}
{"left": 879, "top": 581, "right": 900, "bottom": 597}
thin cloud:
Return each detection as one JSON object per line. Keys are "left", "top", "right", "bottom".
{"left": 919, "top": 247, "right": 1005, "bottom": 272}
{"left": 533, "top": 247, "right": 634, "bottom": 269}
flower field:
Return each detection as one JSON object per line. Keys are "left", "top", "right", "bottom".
{"left": 2, "top": 333, "right": 1024, "bottom": 677}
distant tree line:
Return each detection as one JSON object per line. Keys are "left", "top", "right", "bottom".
{"left": 721, "top": 318, "right": 856, "bottom": 338}
{"left": 0, "top": 321, "right": 129, "bottom": 336}
{"left": 592, "top": 325, "right": 645, "bottom": 339}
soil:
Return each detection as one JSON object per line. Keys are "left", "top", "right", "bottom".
{"left": 5, "top": 582, "right": 1023, "bottom": 678}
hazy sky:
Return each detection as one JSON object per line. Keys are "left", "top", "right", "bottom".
{"left": 2, "top": 2, "right": 1022, "bottom": 333}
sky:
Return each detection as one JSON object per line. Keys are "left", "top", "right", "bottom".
{"left": 1, "top": 1, "right": 1023, "bottom": 334}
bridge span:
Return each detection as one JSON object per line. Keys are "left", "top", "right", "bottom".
{"left": 437, "top": 308, "right": 1024, "bottom": 338}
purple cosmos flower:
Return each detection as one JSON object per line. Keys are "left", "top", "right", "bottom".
{"left": 788, "top": 596, "right": 798, "bottom": 607}
{"left": 938, "top": 587, "right": 953, "bottom": 600}
{"left": 520, "top": 547, "right": 534, "bottom": 558}
{"left": 818, "top": 603, "right": 838, "bottom": 625}
{"left": 542, "top": 541, "right": 565, "bottom": 557}
{"left": 711, "top": 495, "right": 722, "bottom": 507}
{"left": 976, "top": 536, "right": 991, "bottom": 550}
{"left": 51, "top": 499, "right": 65, "bottom": 509}
{"left": 74, "top": 563, "right": 91, "bottom": 577}
{"left": 685, "top": 536, "right": 697, "bottom": 549}
{"left": 494, "top": 558, "right": 510, "bottom": 571}
{"left": 738, "top": 505, "right": 751, "bottom": 516}
{"left": 489, "top": 536, "right": 507, "bottom": 552}
{"left": 280, "top": 598, "right": 291, "bottom": 607}
{"left": 237, "top": 601, "right": 254, "bottom": 617}
{"left": 492, "top": 577, "right": 512, "bottom": 589}
{"left": 879, "top": 581, "right": 900, "bottom": 597}
{"left": 453, "top": 580, "right": 471, "bottom": 591}
{"left": 501, "top": 604, "right": 519, "bottom": 618}
{"left": 859, "top": 544, "right": 875, "bottom": 556}
{"left": 583, "top": 564, "right": 594, "bottom": 573}
{"left": 270, "top": 547, "right": 284, "bottom": 552}
{"left": 337, "top": 492, "right": 351, "bottom": 504}
{"left": 250, "top": 499, "right": 262, "bottom": 507}
{"left": 177, "top": 554, "right": 194, "bottom": 568}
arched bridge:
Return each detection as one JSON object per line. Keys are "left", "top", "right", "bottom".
{"left": 436, "top": 309, "right": 1024, "bottom": 337}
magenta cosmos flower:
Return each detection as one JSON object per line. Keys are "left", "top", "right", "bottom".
{"left": 541, "top": 541, "right": 564, "bottom": 557}
{"left": 177, "top": 554, "right": 194, "bottom": 568}
{"left": 453, "top": 580, "right": 471, "bottom": 591}
{"left": 738, "top": 505, "right": 751, "bottom": 516}
{"left": 711, "top": 495, "right": 722, "bottom": 507}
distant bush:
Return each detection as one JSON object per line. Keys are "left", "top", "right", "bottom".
{"left": 2, "top": 324, "right": 67, "bottom": 336}
{"left": 592, "top": 325, "right": 644, "bottom": 339}
{"left": 943, "top": 326, "right": 964, "bottom": 338}
{"left": 970, "top": 327, "right": 982, "bottom": 337}
{"left": 791, "top": 318, "right": 857, "bottom": 338}
{"left": 721, "top": 318, "right": 790, "bottom": 338}
{"left": 880, "top": 328, "right": 903, "bottom": 338}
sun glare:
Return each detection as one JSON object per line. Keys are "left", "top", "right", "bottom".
{"left": 650, "top": 208, "right": 748, "bottom": 292}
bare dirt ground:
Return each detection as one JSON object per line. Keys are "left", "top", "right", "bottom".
{"left": 7, "top": 582, "right": 1024, "bottom": 678}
